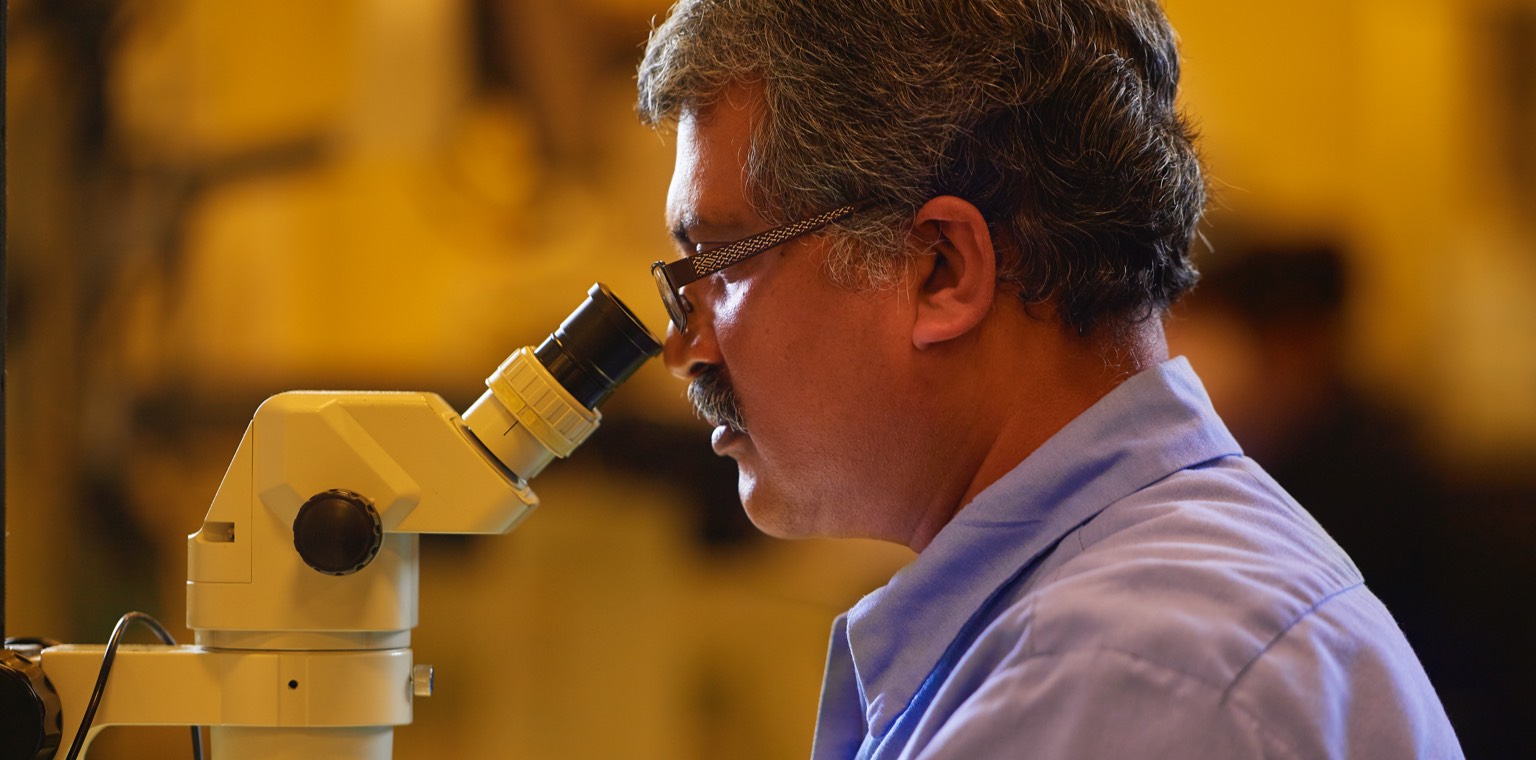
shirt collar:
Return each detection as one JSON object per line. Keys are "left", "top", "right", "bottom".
{"left": 843, "top": 357, "right": 1243, "bottom": 737}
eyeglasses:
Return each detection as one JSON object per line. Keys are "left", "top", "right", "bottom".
{"left": 651, "top": 203, "right": 861, "bottom": 332}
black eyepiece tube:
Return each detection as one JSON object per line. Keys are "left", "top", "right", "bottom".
{"left": 534, "top": 283, "right": 662, "bottom": 410}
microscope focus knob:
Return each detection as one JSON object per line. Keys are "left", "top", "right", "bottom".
{"left": 293, "top": 489, "right": 384, "bottom": 575}
{"left": 0, "top": 647, "right": 61, "bottom": 760}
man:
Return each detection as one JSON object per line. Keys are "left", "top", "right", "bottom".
{"left": 638, "top": 0, "right": 1462, "bottom": 757}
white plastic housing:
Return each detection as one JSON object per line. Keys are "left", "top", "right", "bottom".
{"left": 186, "top": 391, "right": 539, "bottom": 643}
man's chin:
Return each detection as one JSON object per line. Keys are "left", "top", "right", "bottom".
{"left": 737, "top": 479, "right": 817, "bottom": 540}
{"left": 742, "top": 511, "right": 807, "bottom": 540}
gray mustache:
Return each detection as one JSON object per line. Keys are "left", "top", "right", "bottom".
{"left": 688, "top": 368, "right": 748, "bottom": 433}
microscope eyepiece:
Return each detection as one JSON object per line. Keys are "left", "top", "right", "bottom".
{"left": 463, "top": 283, "right": 661, "bottom": 482}
{"left": 534, "top": 283, "right": 662, "bottom": 410}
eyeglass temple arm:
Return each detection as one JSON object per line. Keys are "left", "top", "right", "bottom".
{"left": 657, "top": 257, "right": 706, "bottom": 291}
{"left": 661, "top": 203, "right": 862, "bottom": 290}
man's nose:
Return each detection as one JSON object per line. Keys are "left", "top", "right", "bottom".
{"left": 662, "top": 291, "right": 721, "bottom": 381}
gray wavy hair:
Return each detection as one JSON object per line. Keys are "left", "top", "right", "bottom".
{"left": 638, "top": 0, "right": 1206, "bottom": 337}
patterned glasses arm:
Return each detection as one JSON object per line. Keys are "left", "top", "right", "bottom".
{"left": 676, "top": 203, "right": 860, "bottom": 286}
{"left": 651, "top": 203, "right": 861, "bottom": 331}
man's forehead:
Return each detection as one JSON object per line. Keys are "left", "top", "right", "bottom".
{"left": 666, "top": 86, "right": 764, "bottom": 241}
{"left": 674, "top": 84, "right": 762, "bottom": 174}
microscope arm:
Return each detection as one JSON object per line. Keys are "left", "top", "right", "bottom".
{"left": 40, "top": 645, "right": 418, "bottom": 756}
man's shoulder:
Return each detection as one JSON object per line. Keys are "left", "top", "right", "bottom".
{"left": 929, "top": 457, "right": 1462, "bottom": 757}
{"left": 993, "top": 455, "right": 1367, "bottom": 688}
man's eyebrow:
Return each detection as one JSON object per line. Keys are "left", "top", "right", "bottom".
{"left": 668, "top": 212, "right": 752, "bottom": 251}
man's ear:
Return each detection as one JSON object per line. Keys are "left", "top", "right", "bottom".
{"left": 908, "top": 196, "right": 997, "bottom": 349}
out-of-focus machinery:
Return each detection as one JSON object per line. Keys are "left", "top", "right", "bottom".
{"left": 1, "top": 284, "right": 661, "bottom": 759}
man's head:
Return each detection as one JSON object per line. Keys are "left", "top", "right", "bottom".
{"left": 640, "top": 0, "right": 1206, "bottom": 337}
{"left": 639, "top": 0, "right": 1204, "bottom": 548}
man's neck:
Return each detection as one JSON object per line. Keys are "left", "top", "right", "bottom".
{"left": 904, "top": 317, "right": 1169, "bottom": 553}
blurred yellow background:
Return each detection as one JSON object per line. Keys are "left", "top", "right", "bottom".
{"left": 5, "top": 0, "right": 1533, "bottom": 757}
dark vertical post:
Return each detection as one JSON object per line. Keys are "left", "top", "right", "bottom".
{"left": 2, "top": 0, "right": 10, "bottom": 642}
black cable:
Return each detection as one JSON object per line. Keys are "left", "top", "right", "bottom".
{"left": 63, "top": 611, "right": 204, "bottom": 760}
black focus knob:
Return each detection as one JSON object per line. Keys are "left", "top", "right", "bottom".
{"left": 0, "top": 647, "right": 61, "bottom": 760}
{"left": 293, "top": 490, "right": 383, "bottom": 575}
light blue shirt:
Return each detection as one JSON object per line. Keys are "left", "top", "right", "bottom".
{"left": 812, "top": 358, "right": 1462, "bottom": 759}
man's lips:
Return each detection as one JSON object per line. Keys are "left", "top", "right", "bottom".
{"left": 711, "top": 424, "right": 746, "bottom": 455}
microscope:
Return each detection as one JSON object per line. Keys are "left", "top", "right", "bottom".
{"left": 0, "top": 284, "right": 661, "bottom": 759}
